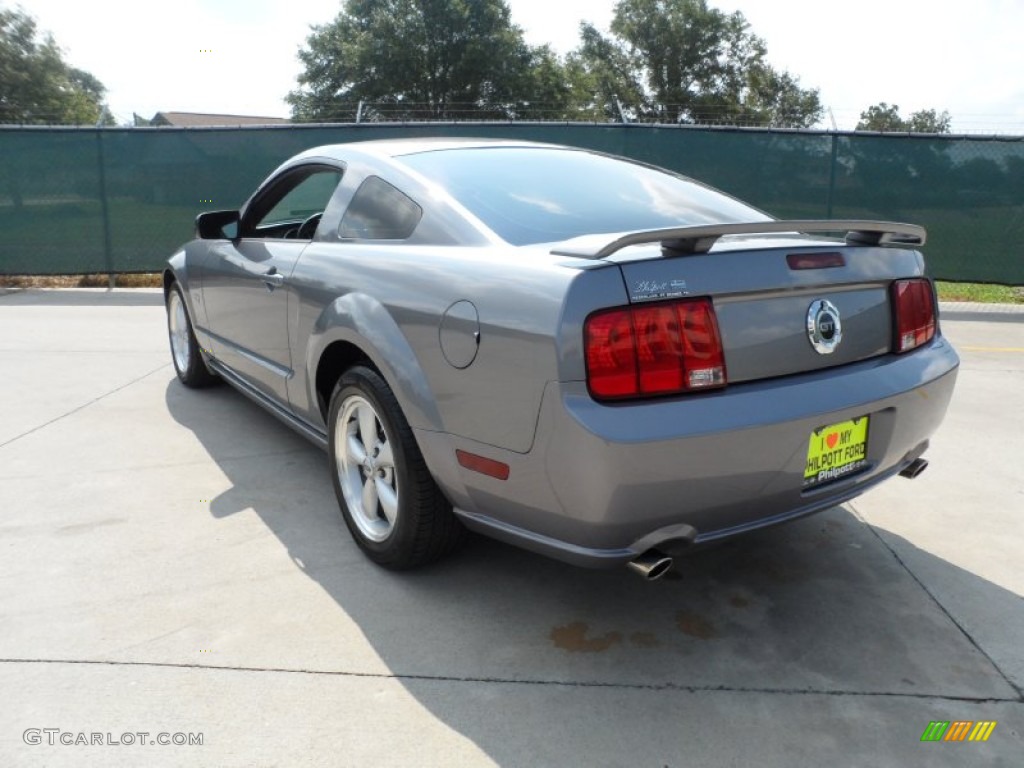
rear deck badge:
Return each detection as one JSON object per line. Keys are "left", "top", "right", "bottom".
{"left": 807, "top": 299, "right": 842, "bottom": 354}
{"left": 630, "top": 279, "right": 688, "bottom": 302}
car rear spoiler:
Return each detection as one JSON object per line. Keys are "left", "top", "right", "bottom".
{"left": 550, "top": 220, "right": 926, "bottom": 259}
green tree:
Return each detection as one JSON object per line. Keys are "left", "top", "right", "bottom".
{"left": 856, "top": 102, "right": 904, "bottom": 131}
{"left": 856, "top": 103, "right": 952, "bottom": 133}
{"left": 905, "top": 108, "right": 952, "bottom": 134}
{"left": 0, "top": 6, "right": 112, "bottom": 124}
{"left": 516, "top": 45, "right": 576, "bottom": 119}
{"left": 572, "top": 0, "right": 821, "bottom": 127}
{"left": 287, "top": 0, "right": 574, "bottom": 120}
{"left": 567, "top": 22, "right": 648, "bottom": 120}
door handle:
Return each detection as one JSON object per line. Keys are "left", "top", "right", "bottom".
{"left": 261, "top": 269, "right": 285, "bottom": 290}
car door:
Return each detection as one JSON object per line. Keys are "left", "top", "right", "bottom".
{"left": 201, "top": 163, "right": 343, "bottom": 405}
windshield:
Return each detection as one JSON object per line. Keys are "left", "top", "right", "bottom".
{"left": 401, "top": 146, "right": 770, "bottom": 246}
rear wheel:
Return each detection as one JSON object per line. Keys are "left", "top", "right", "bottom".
{"left": 327, "top": 365, "right": 465, "bottom": 569}
{"left": 166, "top": 282, "right": 218, "bottom": 388}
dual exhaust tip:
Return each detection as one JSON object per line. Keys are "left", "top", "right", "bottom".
{"left": 629, "top": 458, "right": 929, "bottom": 581}
{"left": 899, "top": 458, "right": 929, "bottom": 479}
{"left": 627, "top": 550, "right": 674, "bottom": 581}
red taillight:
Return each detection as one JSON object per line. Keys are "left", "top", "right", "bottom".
{"left": 585, "top": 298, "right": 726, "bottom": 401}
{"left": 678, "top": 300, "right": 727, "bottom": 390}
{"left": 892, "top": 279, "right": 936, "bottom": 353}
{"left": 634, "top": 305, "right": 685, "bottom": 393}
{"left": 584, "top": 308, "right": 638, "bottom": 398}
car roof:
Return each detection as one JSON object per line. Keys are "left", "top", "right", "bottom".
{"left": 293, "top": 137, "right": 565, "bottom": 163}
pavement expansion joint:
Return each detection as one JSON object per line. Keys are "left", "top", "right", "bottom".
{"left": 1, "top": 658, "right": 1021, "bottom": 704}
{"left": 849, "top": 502, "right": 1024, "bottom": 703}
{"left": 0, "top": 363, "right": 171, "bottom": 450}
{"left": 0, "top": 447, "right": 317, "bottom": 481}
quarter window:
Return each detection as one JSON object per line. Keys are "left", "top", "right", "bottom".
{"left": 340, "top": 176, "right": 422, "bottom": 240}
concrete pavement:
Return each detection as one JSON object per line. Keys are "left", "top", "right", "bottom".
{"left": 1, "top": 289, "right": 1021, "bottom": 767}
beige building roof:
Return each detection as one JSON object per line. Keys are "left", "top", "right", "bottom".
{"left": 148, "top": 111, "right": 290, "bottom": 127}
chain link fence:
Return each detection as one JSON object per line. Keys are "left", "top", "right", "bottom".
{"left": 0, "top": 123, "right": 1021, "bottom": 283}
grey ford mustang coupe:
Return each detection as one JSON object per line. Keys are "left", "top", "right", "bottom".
{"left": 164, "top": 139, "right": 958, "bottom": 579}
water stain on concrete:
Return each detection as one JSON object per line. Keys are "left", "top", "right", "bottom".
{"left": 675, "top": 610, "right": 716, "bottom": 639}
{"left": 629, "top": 631, "right": 661, "bottom": 648}
{"left": 760, "top": 560, "right": 805, "bottom": 584}
{"left": 550, "top": 621, "right": 623, "bottom": 652}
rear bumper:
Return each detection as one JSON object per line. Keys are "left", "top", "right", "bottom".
{"left": 430, "top": 336, "right": 959, "bottom": 568}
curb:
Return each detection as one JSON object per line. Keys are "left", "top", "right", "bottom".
{"left": 939, "top": 301, "right": 1024, "bottom": 315}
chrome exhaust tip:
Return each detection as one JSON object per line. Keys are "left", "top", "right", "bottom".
{"left": 899, "top": 458, "right": 929, "bottom": 479}
{"left": 627, "top": 551, "right": 674, "bottom": 581}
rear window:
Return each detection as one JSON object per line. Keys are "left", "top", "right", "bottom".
{"left": 401, "top": 147, "right": 769, "bottom": 246}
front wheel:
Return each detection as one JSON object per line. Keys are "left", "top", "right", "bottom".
{"left": 166, "top": 282, "right": 218, "bottom": 388}
{"left": 327, "top": 366, "right": 465, "bottom": 569}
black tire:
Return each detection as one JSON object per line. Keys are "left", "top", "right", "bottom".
{"left": 327, "top": 365, "right": 465, "bottom": 569}
{"left": 166, "top": 282, "right": 219, "bottom": 388}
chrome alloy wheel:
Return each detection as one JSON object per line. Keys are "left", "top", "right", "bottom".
{"left": 168, "top": 289, "right": 191, "bottom": 373}
{"left": 335, "top": 395, "right": 398, "bottom": 542}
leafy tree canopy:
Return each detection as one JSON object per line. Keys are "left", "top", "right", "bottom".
{"left": 571, "top": 0, "right": 822, "bottom": 127}
{"left": 0, "top": 5, "right": 112, "bottom": 125}
{"left": 287, "top": 0, "right": 573, "bottom": 120}
{"left": 856, "top": 102, "right": 952, "bottom": 133}
{"left": 288, "top": 0, "right": 852, "bottom": 128}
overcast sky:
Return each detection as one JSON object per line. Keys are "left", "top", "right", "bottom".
{"left": 12, "top": 0, "right": 1024, "bottom": 133}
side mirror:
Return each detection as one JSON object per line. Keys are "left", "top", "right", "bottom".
{"left": 195, "top": 210, "right": 240, "bottom": 240}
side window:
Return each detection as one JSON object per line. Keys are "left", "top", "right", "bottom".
{"left": 246, "top": 167, "right": 342, "bottom": 239}
{"left": 261, "top": 171, "right": 340, "bottom": 226}
{"left": 339, "top": 176, "right": 422, "bottom": 240}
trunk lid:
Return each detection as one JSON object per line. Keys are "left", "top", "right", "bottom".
{"left": 604, "top": 236, "right": 924, "bottom": 383}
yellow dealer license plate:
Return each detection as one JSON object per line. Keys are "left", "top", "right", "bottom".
{"left": 804, "top": 417, "right": 869, "bottom": 487}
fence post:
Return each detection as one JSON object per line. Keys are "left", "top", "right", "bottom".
{"left": 826, "top": 132, "right": 838, "bottom": 219}
{"left": 95, "top": 127, "right": 115, "bottom": 288}
{"left": 614, "top": 97, "right": 628, "bottom": 124}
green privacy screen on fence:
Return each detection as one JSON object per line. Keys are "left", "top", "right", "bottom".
{"left": 0, "top": 123, "right": 1021, "bottom": 283}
